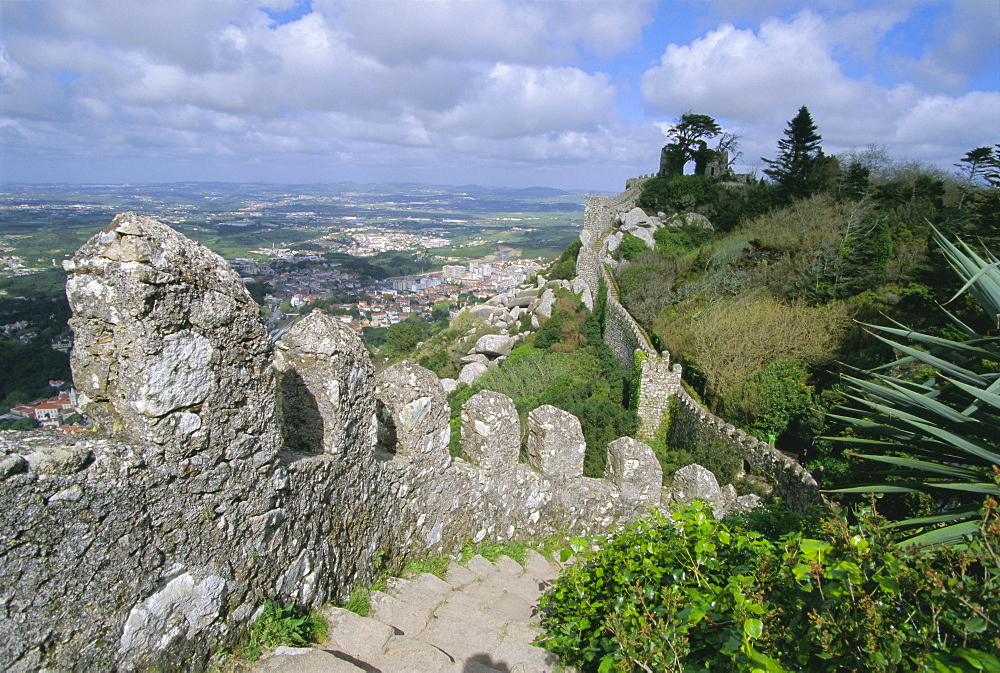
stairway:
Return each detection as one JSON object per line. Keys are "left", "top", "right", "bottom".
{"left": 253, "top": 550, "right": 566, "bottom": 672}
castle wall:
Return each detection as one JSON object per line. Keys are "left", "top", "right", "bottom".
{"left": 0, "top": 214, "right": 665, "bottom": 671}
{"left": 573, "top": 184, "right": 820, "bottom": 509}
{"left": 669, "top": 388, "right": 820, "bottom": 512}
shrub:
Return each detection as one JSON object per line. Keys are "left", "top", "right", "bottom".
{"left": 539, "top": 500, "right": 1000, "bottom": 672}
{"left": 719, "top": 359, "right": 814, "bottom": 445}
{"left": 235, "top": 599, "right": 326, "bottom": 661}
{"left": 614, "top": 232, "right": 650, "bottom": 261}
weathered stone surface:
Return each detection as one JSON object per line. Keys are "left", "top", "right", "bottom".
{"left": 468, "top": 304, "right": 504, "bottom": 320}
{"left": 440, "top": 378, "right": 458, "bottom": 394}
{"left": 472, "top": 333, "right": 514, "bottom": 358}
{"left": 461, "top": 391, "right": 519, "bottom": 470}
{"left": 274, "top": 312, "right": 375, "bottom": 455}
{"left": 459, "top": 352, "right": 490, "bottom": 366}
{"left": 23, "top": 444, "right": 91, "bottom": 474}
{"left": 666, "top": 212, "right": 714, "bottom": 230}
{"left": 605, "top": 437, "right": 662, "bottom": 507}
{"left": 375, "top": 361, "right": 451, "bottom": 471}
{"left": 535, "top": 288, "right": 556, "bottom": 319}
{"left": 670, "top": 463, "right": 723, "bottom": 504}
{"left": 118, "top": 572, "right": 227, "bottom": 654}
{"left": 64, "top": 211, "right": 278, "bottom": 463}
{"left": 526, "top": 405, "right": 584, "bottom": 480}
{"left": 458, "top": 361, "right": 488, "bottom": 385}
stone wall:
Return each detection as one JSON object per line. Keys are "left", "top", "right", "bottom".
{"left": 636, "top": 357, "right": 682, "bottom": 440}
{"left": 0, "top": 214, "right": 668, "bottom": 671}
{"left": 573, "top": 184, "right": 820, "bottom": 510}
{"left": 669, "top": 387, "right": 820, "bottom": 512}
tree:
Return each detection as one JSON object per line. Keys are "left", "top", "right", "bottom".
{"left": 956, "top": 145, "right": 1000, "bottom": 188}
{"left": 659, "top": 113, "right": 722, "bottom": 179}
{"left": 763, "top": 106, "right": 825, "bottom": 199}
{"left": 384, "top": 321, "right": 423, "bottom": 355}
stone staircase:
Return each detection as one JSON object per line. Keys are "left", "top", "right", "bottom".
{"left": 253, "top": 550, "right": 566, "bottom": 672}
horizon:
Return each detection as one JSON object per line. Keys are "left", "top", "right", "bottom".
{"left": 2, "top": 0, "right": 998, "bottom": 191}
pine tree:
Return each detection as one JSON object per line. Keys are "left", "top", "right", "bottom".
{"left": 762, "top": 106, "right": 824, "bottom": 199}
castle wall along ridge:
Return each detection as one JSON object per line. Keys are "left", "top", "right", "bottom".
{"left": 0, "top": 189, "right": 819, "bottom": 670}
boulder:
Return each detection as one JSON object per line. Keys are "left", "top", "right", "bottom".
{"left": 459, "top": 353, "right": 490, "bottom": 367}
{"left": 440, "top": 378, "right": 458, "bottom": 394}
{"left": 471, "top": 334, "right": 514, "bottom": 358}
{"left": 666, "top": 212, "right": 714, "bottom": 230}
{"left": 535, "top": 289, "right": 556, "bottom": 320}
{"left": 458, "top": 362, "right": 488, "bottom": 385}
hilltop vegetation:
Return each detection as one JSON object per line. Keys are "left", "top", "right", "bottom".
{"left": 615, "top": 131, "right": 998, "bottom": 493}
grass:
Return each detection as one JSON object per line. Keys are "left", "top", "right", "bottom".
{"left": 228, "top": 599, "right": 327, "bottom": 663}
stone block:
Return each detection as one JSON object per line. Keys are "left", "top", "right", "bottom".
{"left": 375, "top": 361, "right": 451, "bottom": 471}
{"left": 64, "top": 212, "right": 278, "bottom": 458}
{"left": 461, "top": 391, "right": 519, "bottom": 470}
{"left": 525, "top": 405, "right": 585, "bottom": 481}
{"left": 274, "top": 312, "right": 375, "bottom": 456}
{"left": 604, "top": 437, "right": 662, "bottom": 507}
{"left": 472, "top": 334, "right": 514, "bottom": 358}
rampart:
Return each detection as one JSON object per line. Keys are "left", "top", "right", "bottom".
{"left": 574, "top": 182, "right": 820, "bottom": 510}
{"left": 0, "top": 213, "right": 666, "bottom": 671}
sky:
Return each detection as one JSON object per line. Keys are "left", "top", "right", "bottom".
{"left": 1, "top": 0, "right": 998, "bottom": 191}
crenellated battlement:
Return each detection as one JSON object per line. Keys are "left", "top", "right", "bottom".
{"left": 0, "top": 213, "right": 669, "bottom": 671}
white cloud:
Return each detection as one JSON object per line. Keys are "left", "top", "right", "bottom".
{"left": 436, "top": 64, "right": 616, "bottom": 138}
{"left": 640, "top": 9, "right": 999, "bottom": 174}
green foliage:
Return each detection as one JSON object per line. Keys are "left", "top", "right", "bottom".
{"left": 235, "top": 599, "right": 326, "bottom": 662}
{"left": 447, "top": 294, "right": 636, "bottom": 477}
{"left": 719, "top": 360, "right": 814, "bottom": 445}
{"left": 384, "top": 321, "right": 424, "bottom": 356}
{"left": 539, "top": 500, "right": 1000, "bottom": 672}
{"left": 613, "top": 232, "right": 649, "bottom": 261}
{"left": 828, "top": 226, "right": 1000, "bottom": 546}
{"left": 547, "top": 238, "right": 583, "bottom": 280}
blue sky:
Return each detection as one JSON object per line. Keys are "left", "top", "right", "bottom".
{"left": 1, "top": 0, "right": 997, "bottom": 190}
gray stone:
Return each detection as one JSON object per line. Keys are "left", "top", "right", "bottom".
{"left": 119, "top": 572, "right": 227, "bottom": 654}
{"left": 666, "top": 212, "right": 714, "bottom": 230}
{"left": 440, "top": 378, "right": 458, "bottom": 394}
{"left": 322, "top": 607, "right": 396, "bottom": 663}
{"left": 534, "top": 288, "right": 555, "bottom": 319}
{"left": 254, "top": 647, "right": 365, "bottom": 672}
{"left": 0, "top": 453, "right": 27, "bottom": 479}
{"left": 460, "top": 353, "right": 491, "bottom": 366}
{"left": 670, "top": 463, "right": 723, "bottom": 505}
{"left": 461, "top": 391, "right": 519, "bottom": 471}
{"left": 472, "top": 334, "right": 514, "bottom": 358}
{"left": 23, "top": 445, "right": 91, "bottom": 474}
{"left": 274, "top": 312, "right": 375, "bottom": 456}
{"left": 605, "top": 437, "right": 662, "bottom": 507}
{"left": 525, "top": 405, "right": 584, "bottom": 481}
{"left": 65, "top": 212, "right": 278, "bottom": 460}
{"left": 375, "top": 361, "right": 451, "bottom": 471}
{"left": 458, "top": 361, "right": 488, "bottom": 385}
{"left": 468, "top": 304, "right": 504, "bottom": 320}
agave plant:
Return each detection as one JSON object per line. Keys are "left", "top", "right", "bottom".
{"left": 826, "top": 225, "right": 1000, "bottom": 546}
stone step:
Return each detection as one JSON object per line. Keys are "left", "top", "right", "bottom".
{"left": 254, "top": 550, "right": 568, "bottom": 673}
